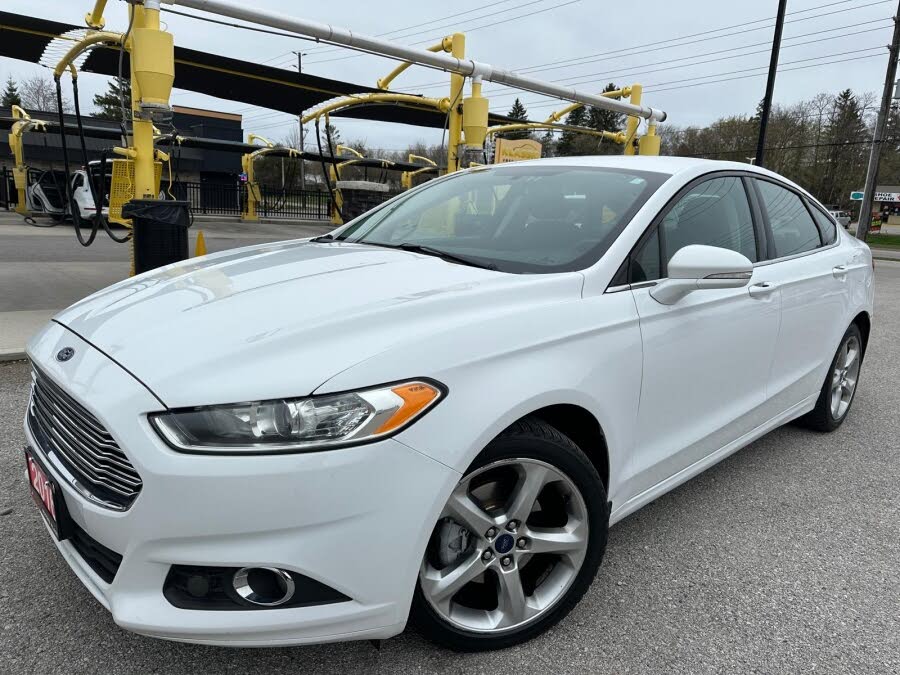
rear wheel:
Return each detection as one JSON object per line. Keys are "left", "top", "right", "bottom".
{"left": 411, "top": 417, "right": 608, "bottom": 651}
{"left": 799, "top": 324, "right": 863, "bottom": 431}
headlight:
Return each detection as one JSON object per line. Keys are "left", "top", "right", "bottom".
{"left": 149, "top": 380, "right": 444, "bottom": 454}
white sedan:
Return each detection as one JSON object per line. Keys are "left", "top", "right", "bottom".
{"left": 23, "top": 156, "right": 873, "bottom": 652}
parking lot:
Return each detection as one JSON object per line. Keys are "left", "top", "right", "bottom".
{"left": 0, "top": 262, "right": 897, "bottom": 675}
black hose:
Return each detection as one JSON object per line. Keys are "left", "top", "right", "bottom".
{"left": 315, "top": 117, "right": 343, "bottom": 223}
{"left": 268, "top": 155, "right": 298, "bottom": 213}
{"left": 73, "top": 77, "right": 129, "bottom": 243}
{"left": 55, "top": 76, "right": 98, "bottom": 247}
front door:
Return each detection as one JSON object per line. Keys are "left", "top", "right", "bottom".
{"left": 620, "top": 175, "right": 781, "bottom": 502}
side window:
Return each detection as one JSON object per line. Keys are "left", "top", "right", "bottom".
{"left": 756, "top": 180, "right": 822, "bottom": 257}
{"left": 71, "top": 174, "right": 84, "bottom": 190}
{"left": 660, "top": 177, "right": 757, "bottom": 265}
{"left": 629, "top": 227, "right": 661, "bottom": 283}
{"left": 809, "top": 204, "right": 837, "bottom": 245}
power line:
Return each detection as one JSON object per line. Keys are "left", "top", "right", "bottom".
{"left": 508, "top": 50, "right": 885, "bottom": 113}
{"left": 479, "top": 21, "right": 890, "bottom": 105}
{"left": 300, "top": 0, "right": 583, "bottom": 66}
{"left": 240, "top": 17, "right": 889, "bottom": 121}
{"left": 301, "top": 0, "right": 521, "bottom": 56}
{"left": 245, "top": 39, "right": 886, "bottom": 124}
{"left": 290, "top": 0, "right": 523, "bottom": 61}
{"left": 400, "top": 0, "right": 891, "bottom": 91}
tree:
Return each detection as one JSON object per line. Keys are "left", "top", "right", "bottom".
{"left": 556, "top": 106, "right": 587, "bottom": 156}
{"left": 92, "top": 78, "right": 131, "bottom": 120}
{"left": 586, "top": 83, "right": 625, "bottom": 155}
{"left": 20, "top": 74, "right": 71, "bottom": 112}
{"left": 501, "top": 98, "right": 530, "bottom": 140}
{"left": 1, "top": 76, "right": 21, "bottom": 108}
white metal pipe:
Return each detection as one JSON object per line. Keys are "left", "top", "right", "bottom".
{"left": 162, "top": 0, "right": 666, "bottom": 122}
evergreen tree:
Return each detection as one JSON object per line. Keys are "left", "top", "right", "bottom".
{"left": 557, "top": 106, "right": 587, "bottom": 156}
{"left": 821, "top": 89, "right": 868, "bottom": 206}
{"left": 501, "top": 98, "right": 530, "bottom": 140}
{"left": 587, "top": 83, "right": 626, "bottom": 155}
{"left": 1, "top": 76, "right": 21, "bottom": 108}
{"left": 92, "top": 78, "right": 132, "bottom": 120}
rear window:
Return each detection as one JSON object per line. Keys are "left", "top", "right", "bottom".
{"left": 756, "top": 180, "right": 822, "bottom": 257}
{"left": 810, "top": 205, "right": 838, "bottom": 245}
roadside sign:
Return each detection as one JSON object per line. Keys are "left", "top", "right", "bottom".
{"left": 239, "top": 172, "right": 248, "bottom": 183}
{"left": 874, "top": 191, "right": 900, "bottom": 202}
{"left": 494, "top": 138, "right": 542, "bottom": 164}
{"left": 850, "top": 191, "right": 864, "bottom": 200}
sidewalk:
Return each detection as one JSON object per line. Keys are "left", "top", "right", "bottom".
{"left": 0, "top": 213, "right": 331, "bottom": 361}
{"left": 0, "top": 310, "right": 56, "bottom": 362}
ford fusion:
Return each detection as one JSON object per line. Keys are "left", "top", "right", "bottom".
{"left": 23, "top": 157, "right": 873, "bottom": 651}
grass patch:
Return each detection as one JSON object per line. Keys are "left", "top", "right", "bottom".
{"left": 866, "top": 233, "right": 900, "bottom": 250}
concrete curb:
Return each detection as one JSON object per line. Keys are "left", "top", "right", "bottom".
{"left": 0, "top": 350, "right": 27, "bottom": 363}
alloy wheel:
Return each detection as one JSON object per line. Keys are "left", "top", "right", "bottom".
{"left": 829, "top": 334, "right": 861, "bottom": 420}
{"left": 420, "top": 458, "right": 589, "bottom": 634}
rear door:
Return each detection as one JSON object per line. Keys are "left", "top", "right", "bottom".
{"left": 618, "top": 174, "right": 781, "bottom": 500}
{"left": 750, "top": 178, "right": 850, "bottom": 413}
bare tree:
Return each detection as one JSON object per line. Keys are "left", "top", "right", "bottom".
{"left": 20, "top": 74, "right": 72, "bottom": 113}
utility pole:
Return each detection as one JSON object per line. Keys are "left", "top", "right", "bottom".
{"left": 855, "top": 2, "right": 900, "bottom": 241}
{"left": 755, "top": 0, "right": 788, "bottom": 167}
{"left": 295, "top": 50, "right": 305, "bottom": 190}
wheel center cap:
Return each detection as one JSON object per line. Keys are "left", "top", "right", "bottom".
{"left": 494, "top": 533, "right": 515, "bottom": 555}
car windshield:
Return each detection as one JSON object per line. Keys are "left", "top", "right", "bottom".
{"left": 335, "top": 165, "right": 669, "bottom": 273}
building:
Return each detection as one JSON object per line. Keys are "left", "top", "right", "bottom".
{"left": 1, "top": 104, "right": 243, "bottom": 184}
{"left": 871, "top": 185, "right": 900, "bottom": 226}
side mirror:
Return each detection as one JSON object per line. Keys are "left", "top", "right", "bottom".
{"left": 650, "top": 244, "right": 753, "bottom": 305}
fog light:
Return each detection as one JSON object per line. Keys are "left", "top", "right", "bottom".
{"left": 232, "top": 567, "right": 295, "bottom": 607}
{"left": 163, "top": 564, "right": 351, "bottom": 610}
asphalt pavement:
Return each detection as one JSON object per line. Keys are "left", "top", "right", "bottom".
{"left": 0, "top": 264, "right": 898, "bottom": 674}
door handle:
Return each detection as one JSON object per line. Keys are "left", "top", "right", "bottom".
{"left": 832, "top": 265, "right": 848, "bottom": 278}
{"left": 748, "top": 281, "right": 777, "bottom": 298}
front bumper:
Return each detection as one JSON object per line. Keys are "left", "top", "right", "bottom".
{"left": 24, "top": 321, "right": 460, "bottom": 646}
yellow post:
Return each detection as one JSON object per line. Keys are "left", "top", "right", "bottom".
{"left": 8, "top": 127, "right": 28, "bottom": 215}
{"left": 241, "top": 152, "right": 258, "bottom": 221}
{"left": 7, "top": 108, "right": 48, "bottom": 216}
{"left": 623, "top": 84, "right": 642, "bottom": 156}
{"left": 127, "top": 2, "right": 173, "bottom": 201}
{"left": 446, "top": 33, "right": 466, "bottom": 173}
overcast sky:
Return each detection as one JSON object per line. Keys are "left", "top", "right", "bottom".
{"left": 1, "top": 0, "right": 893, "bottom": 151}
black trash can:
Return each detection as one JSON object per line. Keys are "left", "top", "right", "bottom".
{"left": 122, "top": 199, "right": 191, "bottom": 275}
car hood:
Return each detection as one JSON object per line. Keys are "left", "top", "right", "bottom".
{"left": 52, "top": 240, "right": 582, "bottom": 408}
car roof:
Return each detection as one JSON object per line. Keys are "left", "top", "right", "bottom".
{"left": 488, "top": 155, "right": 812, "bottom": 198}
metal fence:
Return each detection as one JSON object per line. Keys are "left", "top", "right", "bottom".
{"left": 0, "top": 170, "right": 333, "bottom": 220}
{"left": 256, "top": 185, "right": 332, "bottom": 220}
{"left": 168, "top": 180, "right": 332, "bottom": 220}
{"left": 1, "top": 166, "right": 16, "bottom": 209}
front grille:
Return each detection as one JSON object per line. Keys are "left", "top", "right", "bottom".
{"left": 70, "top": 521, "right": 123, "bottom": 584}
{"left": 28, "top": 367, "right": 142, "bottom": 509}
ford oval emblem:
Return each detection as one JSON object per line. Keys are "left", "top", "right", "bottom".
{"left": 494, "top": 533, "right": 515, "bottom": 555}
{"left": 56, "top": 347, "right": 75, "bottom": 362}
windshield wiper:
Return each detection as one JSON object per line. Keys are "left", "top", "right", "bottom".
{"left": 358, "top": 241, "right": 497, "bottom": 270}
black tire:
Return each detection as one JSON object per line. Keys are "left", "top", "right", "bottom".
{"left": 410, "top": 416, "right": 609, "bottom": 651}
{"left": 798, "top": 323, "right": 863, "bottom": 432}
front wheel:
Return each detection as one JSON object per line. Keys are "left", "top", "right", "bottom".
{"left": 410, "top": 417, "right": 608, "bottom": 651}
